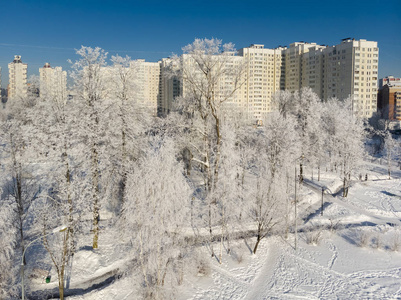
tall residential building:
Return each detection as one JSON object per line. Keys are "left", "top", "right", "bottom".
{"left": 324, "top": 39, "right": 378, "bottom": 118}
{"left": 282, "top": 39, "right": 379, "bottom": 118}
{"left": 8, "top": 55, "right": 28, "bottom": 99}
{"left": 238, "top": 44, "right": 286, "bottom": 120}
{"left": 39, "top": 63, "right": 67, "bottom": 99}
{"left": 135, "top": 59, "right": 161, "bottom": 116}
{"left": 157, "top": 38, "right": 379, "bottom": 121}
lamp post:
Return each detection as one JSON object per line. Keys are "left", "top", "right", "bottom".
{"left": 294, "top": 165, "right": 298, "bottom": 250}
{"left": 293, "top": 155, "right": 304, "bottom": 251}
{"left": 21, "top": 225, "right": 67, "bottom": 300}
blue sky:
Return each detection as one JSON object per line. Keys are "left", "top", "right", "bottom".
{"left": 0, "top": 0, "right": 400, "bottom": 87}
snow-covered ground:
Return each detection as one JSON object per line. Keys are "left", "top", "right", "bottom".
{"left": 34, "top": 160, "right": 401, "bottom": 299}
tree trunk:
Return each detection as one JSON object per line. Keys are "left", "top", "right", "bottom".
{"left": 342, "top": 177, "right": 345, "bottom": 197}
{"left": 253, "top": 233, "right": 261, "bottom": 254}
{"left": 92, "top": 144, "right": 100, "bottom": 249}
{"left": 58, "top": 273, "right": 64, "bottom": 300}
{"left": 299, "top": 160, "right": 304, "bottom": 183}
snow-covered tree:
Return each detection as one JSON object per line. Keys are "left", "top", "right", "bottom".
{"left": 248, "top": 112, "right": 299, "bottom": 254}
{"left": 70, "top": 46, "right": 108, "bottom": 249}
{"left": 26, "top": 81, "right": 91, "bottom": 299}
{"left": 323, "top": 97, "right": 365, "bottom": 197}
{"left": 101, "top": 55, "right": 149, "bottom": 213}
{"left": 384, "top": 131, "right": 397, "bottom": 179}
{"left": 0, "top": 98, "right": 40, "bottom": 263}
{"left": 0, "top": 199, "right": 18, "bottom": 299}
{"left": 122, "top": 138, "right": 191, "bottom": 299}
{"left": 274, "top": 87, "right": 321, "bottom": 182}
{"left": 171, "top": 38, "right": 246, "bottom": 249}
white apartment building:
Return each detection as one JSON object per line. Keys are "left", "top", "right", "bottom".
{"left": 324, "top": 39, "right": 378, "bottom": 118}
{"left": 284, "top": 39, "right": 379, "bottom": 118}
{"left": 39, "top": 63, "right": 67, "bottom": 100}
{"left": 134, "top": 59, "right": 161, "bottom": 116}
{"left": 239, "top": 44, "right": 286, "bottom": 120}
{"left": 8, "top": 55, "right": 28, "bottom": 99}
{"left": 158, "top": 38, "right": 379, "bottom": 120}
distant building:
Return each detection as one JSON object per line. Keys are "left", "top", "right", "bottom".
{"left": 8, "top": 55, "right": 28, "bottom": 99}
{"left": 135, "top": 59, "right": 161, "bottom": 116}
{"left": 159, "top": 58, "right": 180, "bottom": 117}
{"left": 238, "top": 44, "right": 286, "bottom": 120}
{"left": 39, "top": 62, "right": 67, "bottom": 100}
{"left": 158, "top": 39, "right": 379, "bottom": 121}
{"left": 379, "top": 76, "right": 401, "bottom": 89}
{"left": 378, "top": 83, "right": 401, "bottom": 120}
{"left": 281, "top": 39, "right": 379, "bottom": 118}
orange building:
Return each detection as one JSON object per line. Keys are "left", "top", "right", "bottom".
{"left": 378, "top": 85, "right": 401, "bottom": 120}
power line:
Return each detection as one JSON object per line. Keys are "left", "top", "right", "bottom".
{"left": 0, "top": 43, "right": 173, "bottom": 55}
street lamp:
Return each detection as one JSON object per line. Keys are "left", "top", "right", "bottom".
{"left": 21, "top": 225, "right": 67, "bottom": 300}
{"left": 293, "top": 155, "right": 304, "bottom": 251}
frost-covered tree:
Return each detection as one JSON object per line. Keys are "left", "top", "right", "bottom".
{"left": 384, "top": 131, "right": 397, "bottom": 179}
{"left": 101, "top": 55, "right": 149, "bottom": 213}
{"left": 0, "top": 199, "right": 18, "bottom": 299}
{"left": 122, "top": 138, "right": 191, "bottom": 299}
{"left": 274, "top": 88, "right": 321, "bottom": 182}
{"left": 172, "top": 38, "right": 246, "bottom": 248}
{"left": 248, "top": 112, "right": 299, "bottom": 254}
{"left": 0, "top": 97, "right": 40, "bottom": 262}
{"left": 70, "top": 46, "right": 108, "bottom": 249}
{"left": 26, "top": 82, "right": 90, "bottom": 299}
{"left": 324, "top": 97, "right": 365, "bottom": 197}
{"left": 307, "top": 100, "right": 327, "bottom": 181}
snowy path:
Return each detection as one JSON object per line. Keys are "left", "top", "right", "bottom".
{"left": 188, "top": 175, "right": 401, "bottom": 300}
{"left": 304, "top": 179, "right": 401, "bottom": 227}
{"left": 239, "top": 237, "right": 401, "bottom": 300}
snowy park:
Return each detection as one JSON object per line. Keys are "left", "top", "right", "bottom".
{"left": 1, "top": 40, "right": 401, "bottom": 300}
{"left": 26, "top": 163, "right": 401, "bottom": 299}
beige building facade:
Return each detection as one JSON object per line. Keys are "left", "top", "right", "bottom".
{"left": 135, "top": 59, "right": 161, "bottom": 116}
{"left": 8, "top": 55, "right": 28, "bottom": 99}
{"left": 39, "top": 63, "right": 67, "bottom": 100}
{"left": 238, "top": 44, "right": 285, "bottom": 120}
{"left": 158, "top": 39, "right": 379, "bottom": 121}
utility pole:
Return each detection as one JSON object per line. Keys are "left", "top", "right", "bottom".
{"left": 294, "top": 166, "right": 298, "bottom": 251}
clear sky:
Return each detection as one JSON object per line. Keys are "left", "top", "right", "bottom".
{"left": 0, "top": 0, "right": 400, "bottom": 87}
